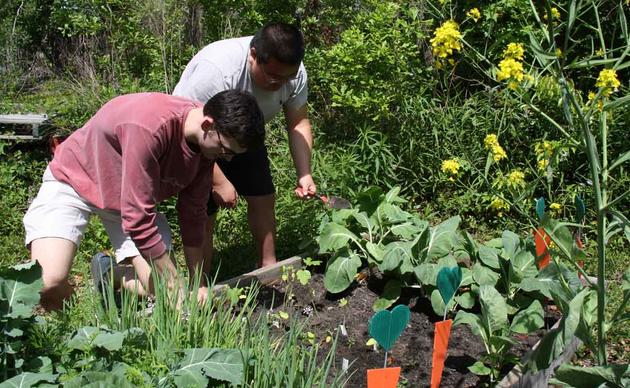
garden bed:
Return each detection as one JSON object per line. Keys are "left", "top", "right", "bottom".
{"left": 220, "top": 257, "right": 562, "bottom": 387}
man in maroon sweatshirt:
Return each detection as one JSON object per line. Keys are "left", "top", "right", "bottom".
{"left": 23, "top": 90, "right": 264, "bottom": 310}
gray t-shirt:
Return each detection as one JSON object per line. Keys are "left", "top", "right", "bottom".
{"left": 173, "top": 36, "right": 308, "bottom": 123}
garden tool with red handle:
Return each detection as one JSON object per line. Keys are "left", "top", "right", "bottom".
{"left": 313, "top": 193, "right": 351, "bottom": 209}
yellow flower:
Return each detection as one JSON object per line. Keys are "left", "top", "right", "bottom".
{"left": 588, "top": 91, "right": 604, "bottom": 111}
{"left": 588, "top": 91, "right": 596, "bottom": 100}
{"left": 507, "top": 170, "right": 526, "bottom": 188}
{"left": 555, "top": 48, "right": 562, "bottom": 58}
{"left": 497, "top": 58, "right": 524, "bottom": 82}
{"left": 431, "top": 20, "right": 462, "bottom": 66}
{"left": 549, "top": 202, "right": 562, "bottom": 217}
{"left": 467, "top": 8, "right": 481, "bottom": 22}
{"left": 484, "top": 134, "right": 499, "bottom": 148}
{"left": 596, "top": 68, "right": 621, "bottom": 97}
{"left": 535, "top": 140, "right": 554, "bottom": 158}
{"left": 491, "top": 144, "right": 507, "bottom": 161}
{"left": 537, "top": 158, "right": 549, "bottom": 171}
{"left": 489, "top": 196, "right": 509, "bottom": 217}
{"left": 504, "top": 43, "right": 525, "bottom": 61}
{"left": 551, "top": 7, "right": 561, "bottom": 20}
{"left": 441, "top": 159, "right": 461, "bottom": 176}
{"left": 484, "top": 134, "right": 507, "bottom": 161}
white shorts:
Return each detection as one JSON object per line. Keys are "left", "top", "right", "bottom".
{"left": 23, "top": 167, "right": 172, "bottom": 263}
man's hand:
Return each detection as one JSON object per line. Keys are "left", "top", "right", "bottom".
{"left": 212, "top": 180, "right": 238, "bottom": 208}
{"left": 195, "top": 286, "right": 209, "bottom": 304}
{"left": 294, "top": 174, "right": 317, "bottom": 199}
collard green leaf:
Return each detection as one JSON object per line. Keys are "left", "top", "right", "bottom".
{"left": 352, "top": 211, "right": 374, "bottom": 233}
{"left": 390, "top": 221, "right": 422, "bottom": 240}
{"left": 501, "top": 230, "right": 520, "bottom": 261}
{"left": 453, "top": 310, "right": 485, "bottom": 339}
{"left": 365, "top": 241, "right": 385, "bottom": 264}
{"left": 379, "top": 203, "right": 412, "bottom": 223}
{"left": 172, "top": 348, "right": 245, "bottom": 387}
{"left": 455, "top": 291, "right": 476, "bottom": 309}
{"left": 384, "top": 186, "right": 405, "bottom": 203}
{"left": 93, "top": 330, "right": 126, "bottom": 351}
{"left": 331, "top": 208, "right": 359, "bottom": 224}
{"left": 478, "top": 245, "right": 500, "bottom": 269}
{"left": 549, "top": 363, "right": 629, "bottom": 388}
{"left": 472, "top": 262, "right": 500, "bottom": 286}
{"left": 414, "top": 263, "right": 436, "bottom": 286}
{"left": 430, "top": 288, "right": 455, "bottom": 316}
{"left": 0, "top": 261, "right": 43, "bottom": 318}
{"left": 380, "top": 241, "right": 413, "bottom": 272}
{"left": 460, "top": 267, "right": 473, "bottom": 286}
{"left": 318, "top": 223, "right": 360, "bottom": 253}
{"left": 67, "top": 327, "right": 100, "bottom": 351}
{"left": 0, "top": 372, "right": 57, "bottom": 388}
{"left": 510, "top": 300, "right": 544, "bottom": 334}
{"left": 542, "top": 216, "right": 585, "bottom": 262}
{"left": 419, "top": 216, "right": 461, "bottom": 260}
{"left": 63, "top": 371, "right": 135, "bottom": 388}
{"left": 479, "top": 285, "right": 508, "bottom": 333}
{"left": 324, "top": 248, "right": 362, "bottom": 293}
{"left": 509, "top": 250, "right": 538, "bottom": 282}
{"left": 372, "top": 279, "right": 401, "bottom": 311}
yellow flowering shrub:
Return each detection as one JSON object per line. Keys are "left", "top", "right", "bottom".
{"left": 431, "top": 20, "right": 462, "bottom": 68}
{"left": 596, "top": 68, "right": 621, "bottom": 97}
{"left": 535, "top": 140, "right": 555, "bottom": 171}
{"left": 503, "top": 43, "right": 525, "bottom": 61}
{"left": 466, "top": 8, "right": 481, "bottom": 22}
{"left": 496, "top": 43, "right": 527, "bottom": 89}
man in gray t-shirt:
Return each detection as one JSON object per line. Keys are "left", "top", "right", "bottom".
{"left": 173, "top": 23, "right": 316, "bottom": 274}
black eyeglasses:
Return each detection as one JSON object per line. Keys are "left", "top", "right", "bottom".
{"left": 259, "top": 62, "right": 299, "bottom": 85}
{"left": 216, "top": 131, "right": 238, "bottom": 159}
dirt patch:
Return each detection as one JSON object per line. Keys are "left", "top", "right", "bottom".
{"left": 252, "top": 267, "right": 554, "bottom": 388}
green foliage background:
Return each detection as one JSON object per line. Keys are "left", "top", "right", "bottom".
{"left": 0, "top": 0, "right": 628, "bottom": 369}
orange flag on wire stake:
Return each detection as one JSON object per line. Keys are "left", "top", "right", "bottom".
{"left": 430, "top": 319, "right": 453, "bottom": 388}
{"left": 367, "top": 367, "right": 401, "bottom": 388}
{"left": 534, "top": 227, "right": 551, "bottom": 269}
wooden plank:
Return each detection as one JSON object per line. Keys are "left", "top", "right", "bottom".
{"left": 212, "top": 256, "right": 303, "bottom": 291}
{"left": 0, "top": 114, "right": 48, "bottom": 124}
{"left": 0, "top": 134, "right": 41, "bottom": 141}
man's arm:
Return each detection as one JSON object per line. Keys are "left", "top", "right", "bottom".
{"left": 285, "top": 104, "right": 316, "bottom": 198}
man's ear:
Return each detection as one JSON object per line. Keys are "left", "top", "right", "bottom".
{"left": 249, "top": 47, "right": 257, "bottom": 62}
{"left": 201, "top": 116, "right": 214, "bottom": 132}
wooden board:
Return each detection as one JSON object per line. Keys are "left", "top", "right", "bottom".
{"left": 0, "top": 113, "right": 48, "bottom": 138}
{"left": 212, "top": 256, "right": 303, "bottom": 291}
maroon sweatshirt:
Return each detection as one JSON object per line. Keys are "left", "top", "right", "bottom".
{"left": 49, "top": 93, "right": 212, "bottom": 259}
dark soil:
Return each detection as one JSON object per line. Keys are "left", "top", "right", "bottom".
{"left": 255, "top": 269, "right": 554, "bottom": 388}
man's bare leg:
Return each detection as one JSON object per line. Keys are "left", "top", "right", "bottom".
{"left": 244, "top": 194, "right": 277, "bottom": 267}
{"left": 30, "top": 237, "right": 76, "bottom": 311}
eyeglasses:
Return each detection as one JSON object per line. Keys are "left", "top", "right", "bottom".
{"left": 216, "top": 131, "right": 238, "bottom": 159}
{"left": 259, "top": 62, "right": 299, "bottom": 85}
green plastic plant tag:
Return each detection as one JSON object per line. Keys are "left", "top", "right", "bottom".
{"left": 575, "top": 195, "right": 585, "bottom": 223}
{"left": 368, "top": 304, "right": 410, "bottom": 352}
{"left": 535, "top": 197, "right": 545, "bottom": 220}
{"left": 436, "top": 266, "right": 462, "bottom": 305}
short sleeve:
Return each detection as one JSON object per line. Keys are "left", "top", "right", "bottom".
{"left": 173, "top": 61, "right": 228, "bottom": 103}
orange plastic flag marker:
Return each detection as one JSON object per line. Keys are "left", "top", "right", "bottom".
{"left": 367, "top": 366, "right": 401, "bottom": 388}
{"left": 534, "top": 227, "right": 551, "bottom": 269}
{"left": 430, "top": 319, "right": 453, "bottom": 388}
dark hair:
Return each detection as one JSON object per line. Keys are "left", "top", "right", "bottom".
{"left": 250, "top": 22, "right": 304, "bottom": 65}
{"left": 203, "top": 90, "right": 265, "bottom": 150}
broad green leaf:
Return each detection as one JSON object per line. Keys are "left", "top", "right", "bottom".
{"left": 509, "top": 250, "right": 538, "bottom": 282}
{"left": 414, "top": 263, "right": 436, "bottom": 286}
{"left": 430, "top": 288, "right": 455, "bottom": 316}
{"left": 419, "top": 216, "right": 460, "bottom": 260}
{"left": 479, "top": 285, "right": 508, "bottom": 333}
{"left": 355, "top": 186, "right": 384, "bottom": 215}
{"left": 63, "top": 372, "right": 135, "bottom": 388}
{"left": 510, "top": 300, "right": 544, "bottom": 334}
{"left": 460, "top": 267, "right": 473, "bottom": 286}
{"left": 528, "top": 327, "right": 564, "bottom": 372}
{"left": 390, "top": 221, "right": 421, "bottom": 239}
{"left": 330, "top": 208, "right": 358, "bottom": 225}
{"left": 24, "top": 356, "right": 53, "bottom": 374}
{"left": 0, "top": 261, "right": 43, "bottom": 318}
{"left": 384, "top": 186, "right": 405, "bottom": 203}
{"left": 318, "top": 223, "right": 360, "bottom": 253}
{"left": 478, "top": 245, "right": 500, "bottom": 269}
{"left": 380, "top": 241, "right": 413, "bottom": 272}
{"left": 372, "top": 279, "right": 401, "bottom": 311}
{"left": 437, "top": 256, "right": 458, "bottom": 268}
{"left": 609, "top": 150, "right": 630, "bottom": 172}
{"left": 501, "top": 230, "right": 520, "bottom": 261}
{"left": 324, "top": 248, "right": 362, "bottom": 293}
{"left": 604, "top": 94, "right": 630, "bottom": 111}
{"left": 379, "top": 203, "right": 412, "bottom": 223}
{"left": 172, "top": 348, "right": 246, "bottom": 386}
{"left": 93, "top": 331, "right": 126, "bottom": 351}
{"left": 352, "top": 211, "right": 374, "bottom": 233}
{"left": 365, "top": 241, "right": 385, "bottom": 264}
{"left": 455, "top": 291, "right": 476, "bottom": 309}
{"left": 453, "top": 310, "right": 484, "bottom": 338}
{"left": 623, "top": 269, "right": 630, "bottom": 292}
{"left": 472, "top": 262, "right": 500, "bottom": 286}
{"left": 468, "top": 361, "right": 491, "bottom": 376}
{"left": 542, "top": 216, "right": 586, "bottom": 262}
{"left": 67, "top": 327, "right": 100, "bottom": 351}
{"left": 0, "top": 372, "right": 57, "bottom": 388}
{"left": 549, "top": 363, "right": 629, "bottom": 388}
